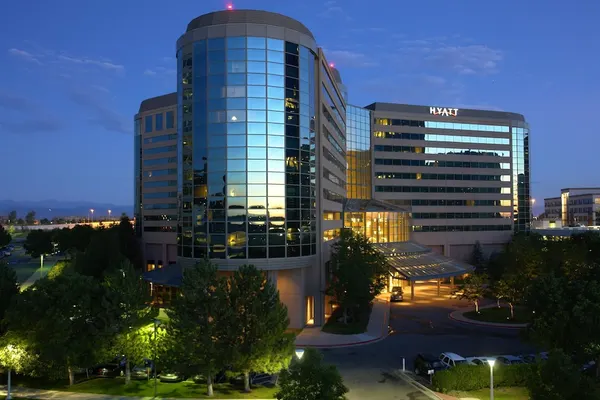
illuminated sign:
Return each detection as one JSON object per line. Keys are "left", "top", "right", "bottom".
{"left": 430, "top": 107, "right": 459, "bottom": 117}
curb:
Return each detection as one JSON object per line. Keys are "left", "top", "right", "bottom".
{"left": 448, "top": 310, "right": 527, "bottom": 330}
{"left": 392, "top": 370, "right": 442, "bottom": 400}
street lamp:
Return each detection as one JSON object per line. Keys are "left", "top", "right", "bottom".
{"left": 108, "top": 209, "right": 112, "bottom": 221}
{"left": 90, "top": 209, "right": 94, "bottom": 223}
{"left": 153, "top": 319, "right": 161, "bottom": 398}
{"left": 294, "top": 348, "right": 305, "bottom": 361}
{"left": 487, "top": 359, "right": 495, "bottom": 400}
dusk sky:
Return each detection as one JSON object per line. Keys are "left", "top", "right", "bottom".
{"left": 1, "top": 0, "right": 599, "bottom": 214}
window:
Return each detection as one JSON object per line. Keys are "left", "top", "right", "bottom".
{"left": 155, "top": 113, "right": 163, "bottom": 131}
{"left": 166, "top": 111, "right": 174, "bottom": 129}
{"left": 144, "top": 115, "right": 152, "bottom": 133}
{"left": 143, "top": 157, "right": 177, "bottom": 166}
{"left": 144, "top": 145, "right": 177, "bottom": 155}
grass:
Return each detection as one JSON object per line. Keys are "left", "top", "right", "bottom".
{"left": 464, "top": 306, "right": 532, "bottom": 324}
{"left": 321, "top": 304, "right": 371, "bottom": 335}
{"left": 448, "top": 386, "right": 529, "bottom": 399}
{"left": 8, "top": 375, "right": 276, "bottom": 399}
{"left": 66, "top": 377, "right": 276, "bottom": 399}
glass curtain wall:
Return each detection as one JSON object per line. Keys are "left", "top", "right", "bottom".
{"left": 177, "top": 35, "right": 317, "bottom": 260}
{"left": 134, "top": 118, "right": 142, "bottom": 236}
{"left": 512, "top": 122, "right": 531, "bottom": 232}
{"left": 344, "top": 212, "right": 409, "bottom": 243}
{"left": 346, "top": 105, "right": 371, "bottom": 199}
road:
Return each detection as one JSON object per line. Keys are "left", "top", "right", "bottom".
{"left": 322, "top": 283, "right": 535, "bottom": 399}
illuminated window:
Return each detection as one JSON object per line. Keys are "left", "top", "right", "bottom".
{"left": 375, "top": 118, "right": 390, "bottom": 125}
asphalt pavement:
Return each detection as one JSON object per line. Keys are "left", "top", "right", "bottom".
{"left": 321, "top": 283, "right": 535, "bottom": 399}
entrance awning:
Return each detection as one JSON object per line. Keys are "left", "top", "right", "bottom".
{"left": 373, "top": 242, "right": 474, "bottom": 281}
{"left": 143, "top": 264, "right": 183, "bottom": 287}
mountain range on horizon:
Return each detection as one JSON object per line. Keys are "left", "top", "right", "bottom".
{"left": 0, "top": 199, "right": 132, "bottom": 220}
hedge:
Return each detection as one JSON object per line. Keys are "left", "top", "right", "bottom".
{"left": 432, "top": 363, "right": 534, "bottom": 393}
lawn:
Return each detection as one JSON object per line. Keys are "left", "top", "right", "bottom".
{"left": 66, "top": 377, "right": 277, "bottom": 399}
{"left": 448, "top": 386, "right": 529, "bottom": 399}
{"left": 322, "top": 304, "right": 371, "bottom": 335}
{"left": 464, "top": 306, "right": 532, "bottom": 324}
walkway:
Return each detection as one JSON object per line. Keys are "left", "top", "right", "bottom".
{"left": 448, "top": 305, "right": 528, "bottom": 329}
{"left": 0, "top": 386, "right": 271, "bottom": 400}
{"left": 295, "top": 293, "right": 390, "bottom": 348}
{"left": 20, "top": 259, "right": 57, "bottom": 291}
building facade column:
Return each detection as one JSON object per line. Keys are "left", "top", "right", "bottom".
{"left": 437, "top": 278, "right": 441, "bottom": 296}
{"left": 410, "top": 281, "right": 415, "bottom": 301}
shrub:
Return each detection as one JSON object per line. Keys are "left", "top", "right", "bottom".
{"left": 432, "top": 363, "right": 534, "bottom": 393}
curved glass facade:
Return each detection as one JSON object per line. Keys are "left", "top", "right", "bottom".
{"left": 177, "top": 36, "right": 317, "bottom": 260}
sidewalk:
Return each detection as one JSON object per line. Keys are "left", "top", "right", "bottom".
{"left": 20, "top": 260, "right": 57, "bottom": 291}
{"left": 295, "top": 293, "right": 390, "bottom": 348}
{"left": 0, "top": 386, "right": 271, "bottom": 400}
{"left": 448, "top": 305, "right": 528, "bottom": 329}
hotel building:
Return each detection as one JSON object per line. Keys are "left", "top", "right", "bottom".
{"left": 135, "top": 9, "right": 530, "bottom": 328}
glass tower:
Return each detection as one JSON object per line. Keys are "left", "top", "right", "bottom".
{"left": 177, "top": 33, "right": 317, "bottom": 261}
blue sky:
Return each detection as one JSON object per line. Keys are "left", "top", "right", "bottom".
{"left": 1, "top": 0, "right": 599, "bottom": 213}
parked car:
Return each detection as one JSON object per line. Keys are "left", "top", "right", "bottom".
{"left": 519, "top": 353, "right": 548, "bottom": 364}
{"left": 1, "top": 248, "right": 11, "bottom": 257}
{"left": 439, "top": 352, "right": 467, "bottom": 368}
{"left": 91, "top": 363, "right": 123, "bottom": 377}
{"left": 466, "top": 356, "right": 496, "bottom": 366}
{"left": 390, "top": 286, "right": 404, "bottom": 302}
{"left": 159, "top": 370, "right": 185, "bottom": 383}
{"left": 413, "top": 353, "right": 446, "bottom": 376}
{"left": 494, "top": 355, "right": 525, "bottom": 365}
{"left": 131, "top": 359, "right": 155, "bottom": 380}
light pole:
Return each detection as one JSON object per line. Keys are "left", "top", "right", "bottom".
{"left": 487, "top": 359, "right": 495, "bottom": 400}
{"left": 6, "top": 366, "right": 12, "bottom": 400}
{"left": 90, "top": 209, "right": 95, "bottom": 223}
{"left": 108, "top": 209, "right": 112, "bottom": 221}
{"left": 153, "top": 319, "right": 161, "bottom": 398}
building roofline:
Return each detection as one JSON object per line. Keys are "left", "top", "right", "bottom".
{"left": 137, "top": 92, "right": 177, "bottom": 114}
{"left": 364, "top": 102, "right": 526, "bottom": 122}
{"left": 186, "top": 9, "right": 314, "bottom": 40}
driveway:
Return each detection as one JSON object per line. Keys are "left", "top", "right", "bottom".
{"left": 321, "top": 283, "right": 534, "bottom": 399}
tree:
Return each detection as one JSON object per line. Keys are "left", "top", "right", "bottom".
{"left": 527, "top": 349, "right": 599, "bottom": 400}
{"left": 25, "top": 211, "right": 36, "bottom": 225}
{"left": 0, "top": 224, "right": 12, "bottom": 247}
{"left": 0, "top": 261, "right": 19, "bottom": 334}
{"left": 103, "top": 260, "right": 155, "bottom": 384}
{"left": 111, "top": 216, "right": 144, "bottom": 270}
{"left": 0, "top": 334, "right": 39, "bottom": 377}
{"left": 455, "top": 274, "right": 488, "bottom": 313}
{"left": 166, "top": 261, "right": 231, "bottom": 396}
{"left": 40, "top": 218, "right": 50, "bottom": 225}
{"left": 470, "top": 241, "right": 486, "bottom": 272}
{"left": 325, "top": 229, "right": 388, "bottom": 324}
{"left": 8, "top": 210, "right": 17, "bottom": 224}
{"left": 492, "top": 277, "right": 522, "bottom": 319}
{"left": 23, "top": 229, "right": 54, "bottom": 267}
{"left": 53, "top": 225, "right": 96, "bottom": 255}
{"left": 276, "top": 348, "right": 348, "bottom": 400}
{"left": 227, "top": 265, "right": 291, "bottom": 392}
{"left": 74, "top": 229, "right": 125, "bottom": 278}
{"left": 4, "top": 271, "right": 113, "bottom": 385}
{"left": 16, "top": 218, "right": 25, "bottom": 226}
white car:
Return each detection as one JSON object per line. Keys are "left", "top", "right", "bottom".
{"left": 466, "top": 356, "right": 496, "bottom": 366}
{"left": 1, "top": 248, "right": 11, "bottom": 256}
{"left": 439, "top": 352, "right": 467, "bottom": 368}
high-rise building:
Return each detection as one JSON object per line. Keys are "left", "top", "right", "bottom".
{"left": 544, "top": 188, "right": 600, "bottom": 226}
{"left": 137, "top": 8, "right": 530, "bottom": 327}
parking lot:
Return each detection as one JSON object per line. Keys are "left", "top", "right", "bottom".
{"left": 322, "top": 282, "right": 535, "bottom": 399}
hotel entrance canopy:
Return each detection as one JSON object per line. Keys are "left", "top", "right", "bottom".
{"left": 372, "top": 242, "right": 474, "bottom": 281}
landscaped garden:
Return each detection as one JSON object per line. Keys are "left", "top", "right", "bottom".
{"left": 463, "top": 306, "right": 532, "bottom": 324}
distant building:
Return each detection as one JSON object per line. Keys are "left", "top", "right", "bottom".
{"left": 544, "top": 188, "right": 600, "bottom": 226}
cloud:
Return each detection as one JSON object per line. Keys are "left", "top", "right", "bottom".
{"left": 143, "top": 66, "right": 176, "bottom": 77}
{"left": 425, "top": 45, "right": 503, "bottom": 75}
{"left": 318, "top": 0, "right": 353, "bottom": 21}
{"left": 0, "top": 92, "right": 64, "bottom": 134}
{"left": 67, "top": 88, "right": 129, "bottom": 134}
{"left": 8, "top": 48, "right": 42, "bottom": 64}
{"left": 57, "top": 55, "right": 124, "bottom": 74}
{"left": 324, "top": 49, "right": 378, "bottom": 68}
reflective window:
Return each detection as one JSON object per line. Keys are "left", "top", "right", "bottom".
{"left": 267, "top": 38, "right": 284, "bottom": 51}
{"left": 143, "top": 157, "right": 177, "bottom": 166}
{"left": 248, "top": 74, "right": 266, "bottom": 85}
{"left": 247, "top": 37, "right": 266, "bottom": 49}
{"left": 248, "top": 49, "right": 266, "bottom": 61}
{"left": 227, "top": 37, "right": 246, "bottom": 49}
{"left": 375, "top": 186, "right": 511, "bottom": 194}
{"left": 145, "top": 168, "right": 177, "bottom": 177}
{"left": 412, "top": 212, "right": 512, "bottom": 219}
{"left": 373, "top": 145, "right": 510, "bottom": 158}
{"left": 375, "top": 172, "right": 511, "bottom": 182}
{"left": 143, "top": 133, "right": 177, "bottom": 144}
{"left": 374, "top": 158, "right": 511, "bottom": 169}
{"left": 374, "top": 117, "right": 510, "bottom": 132}
{"left": 166, "top": 111, "right": 175, "bottom": 129}
{"left": 144, "top": 180, "right": 177, "bottom": 188}
{"left": 247, "top": 62, "right": 266, "bottom": 74}
{"left": 374, "top": 131, "right": 510, "bottom": 145}
{"left": 144, "top": 191, "right": 177, "bottom": 199}
{"left": 144, "top": 145, "right": 177, "bottom": 155}
{"left": 413, "top": 225, "right": 512, "bottom": 232}
{"left": 155, "top": 113, "right": 164, "bottom": 131}
{"left": 144, "top": 115, "right": 152, "bottom": 133}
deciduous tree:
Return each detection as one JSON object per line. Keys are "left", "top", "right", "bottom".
{"left": 23, "top": 229, "right": 54, "bottom": 267}
{"left": 325, "top": 229, "right": 388, "bottom": 324}
{"left": 455, "top": 274, "right": 488, "bottom": 313}
{"left": 8, "top": 210, "right": 17, "bottom": 224}
{"left": 74, "top": 229, "right": 125, "bottom": 278}
{"left": 4, "top": 271, "right": 113, "bottom": 385}
{"left": 276, "top": 348, "right": 348, "bottom": 400}
{"left": 470, "top": 241, "right": 486, "bottom": 272}
{"left": 0, "top": 261, "right": 19, "bottom": 334}
{"left": 25, "top": 211, "right": 36, "bottom": 225}
{"left": 166, "top": 261, "right": 231, "bottom": 396}
{"left": 227, "top": 265, "right": 291, "bottom": 392}
{"left": 0, "top": 224, "right": 11, "bottom": 248}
